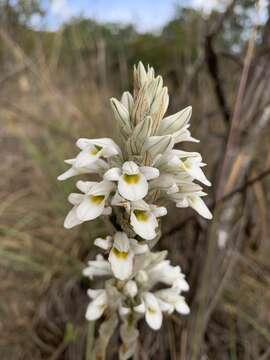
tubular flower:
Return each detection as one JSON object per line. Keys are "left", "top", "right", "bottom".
{"left": 58, "top": 62, "right": 212, "bottom": 358}
{"left": 130, "top": 200, "right": 167, "bottom": 240}
{"left": 104, "top": 161, "right": 159, "bottom": 201}
{"left": 94, "top": 231, "right": 148, "bottom": 280}
{"left": 64, "top": 180, "right": 114, "bottom": 228}
{"left": 74, "top": 138, "right": 122, "bottom": 168}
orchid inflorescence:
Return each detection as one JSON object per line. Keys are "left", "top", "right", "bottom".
{"left": 58, "top": 62, "right": 212, "bottom": 359}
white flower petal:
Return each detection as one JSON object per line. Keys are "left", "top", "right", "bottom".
{"left": 94, "top": 236, "right": 113, "bottom": 250}
{"left": 122, "top": 161, "right": 139, "bottom": 174}
{"left": 139, "top": 166, "right": 160, "bottom": 180}
{"left": 130, "top": 210, "right": 158, "bottom": 240}
{"left": 175, "top": 298, "right": 190, "bottom": 315}
{"left": 76, "top": 196, "right": 105, "bottom": 221}
{"left": 68, "top": 193, "right": 84, "bottom": 205}
{"left": 123, "top": 280, "right": 138, "bottom": 297}
{"left": 119, "top": 306, "right": 131, "bottom": 316}
{"left": 75, "top": 148, "right": 101, "bottom": 168}
{"left": 134, "top": 302, "right": 146, "bottom": 314}
{"left": 130, "top": 239, "right": 149, "bottom": 254}
{"left": 104, "top": 167, "right": 121, "bottom": 181}
{"left": 188, "top": 196, "right": 212, "bottom": 220}
{"left": 64, "top": 158, "right": 75, "bottom": 165}
{"left": 157, "top": 298, "right": 174, "bottom": 313}
{"left": 173, "top": 277, "right": 190, "bottom": 292}
{"left": 85, "top": 291, "right": 107, "bottom": 321}
{"left": 89, "top": 180, "right": 114, "bottom": 196}
{"left": 64, "top": 207, "right": 83, "bottom": 229}
{"left": 151, "top": 206, "right": 167, "bottom": 218}
{"left": 180, "top": 160, "right": 211, "bottom": 187}
{"left": 108, "top": 248, "right": 134, "bottom": 280}
{"left": 87, "top": 288, "right": 104, "bottom": 299}
{"left": 76, "top": 138, "right": 120, "bottom": 155}
{"left": 83, "top": 256, "right": 111, "bottom": 278}
{"left": 76, "top": 180, "right": 97, "bottom": 194}
{"left": 76, "top": 138, "right": 92, "bottom": 150}
{"left": 57, "top": 167, "right": 77, "bottom": 181}
{"left": 113, "top": 232, "right": 130, "bottom": 252}
{"left": 118, "top": 173, "right": 148, "bottom": 201}
{"left": 144, "top": 293, "right": 162, "bottom": 330}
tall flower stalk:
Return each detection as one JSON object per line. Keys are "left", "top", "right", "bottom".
{"left": 58, "top": 62, "right": 212, "bottom": 359}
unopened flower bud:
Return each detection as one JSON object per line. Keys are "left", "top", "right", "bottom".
{"left": 123, "top": 280, "right": 138, "bottom": 297}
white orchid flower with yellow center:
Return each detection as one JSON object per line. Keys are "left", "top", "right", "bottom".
{"left": 169, "top": 183, "right": 212, "bottom": 220}
{"left": 154, "top": 288, "right": 190, "bottom": 315}
{"left": 94, "top": 232, "right": 148, "bottom": 280}
{"left": 134, "top": 292, "right": 162, "bottom": 330}
{"left": 74, "top": 137, "right": 122, "bottom": 168}
{"left": 85, "top": 288, "right": 108, "bottom": 321}
{"left": 130, "top": 200, "right": 167, "bottom": 240}
{"left": 167, "top": 150, "right": 211, "bottom": 186}
{"left": 83, "top": 254, "right": 112, "bottom": 279}
{"left": 104, "top": 161, "right": 159, "bottom": 201}
{"left": 57, "top": 157, "right": 108, "bottom": 181}
{"left": 108, "top": 232, "right": 134, "bottom": 280}
{"left": 64, "top": 180, "right": 114, "bottom": 229}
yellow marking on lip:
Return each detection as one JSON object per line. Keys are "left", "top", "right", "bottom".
{"left": 123, "top": 173, "right": 140, "bottom": 184}
{"left": 148, "top": 308, "right": 156, "bottom": 315}
{"left": 112, "top": 247, "right": 129, "bottom": 259}
{"left": 179, "top": 161, "right": 189, "bottom": 171}
{"left": 90, "top": 145, "right": 103, "bottom": 155}
{"left": 134, "top": 209, "right": 149, "bottom": 222}
{"left": 90, "top": 195, "right": 105, "bottom": 204}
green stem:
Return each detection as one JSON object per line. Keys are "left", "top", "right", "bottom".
{"left": 85, "top": 322, "right": 95, "bottom": 360}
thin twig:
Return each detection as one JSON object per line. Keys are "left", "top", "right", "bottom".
{"left": 216, "top": 6, "right": 258, "bottom": 199}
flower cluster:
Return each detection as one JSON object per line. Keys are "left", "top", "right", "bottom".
{"left": 58, "top": 62, "right": 212, "bottom": 358}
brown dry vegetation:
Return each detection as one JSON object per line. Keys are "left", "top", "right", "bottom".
{"left": 1, "top": 3, "right": 270, "bottom": 360}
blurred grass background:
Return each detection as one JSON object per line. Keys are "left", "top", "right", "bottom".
{"left": 0, "top": 0, "right": 270, "bottom": 359}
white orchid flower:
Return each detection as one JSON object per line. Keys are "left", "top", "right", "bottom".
{"left": 104, "top": 161, "right": 159, "bottom": 201}
{"left": 108, "top": 232, "right": 148, "bottom": 280}
{"left": 85, "top": 288, "right": 107, "bottom": 321}
{"left": 168, "top": 150, "right": 211, "bottom": 186}
{"left": 64, "top": 180, "right": 114, "bottom": 229}
{"left": 130, "top": 200, "right": 167, "bottom": 240}
{"left": 147, "top": 260, "right": 189, "bottom": 291}
{"left": 74, "top": 137, "right": 122, "bottom": 168}
{"left": 83, "top": 254, "right": 112, "bottom": 279}
{"left": 155, "top": 288, "right": 190, "bottom": 315}
{"left": 169, "top": 183, "right": 212, "bottom": 220}
{"left": 57, "top": 158, "right": 108, "bottom": 181}
{"left": 108, "top": 232, "right": 134, "bottom": 280}
{"left": 135, "top": 292, "right": 162, "bottom": 330}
